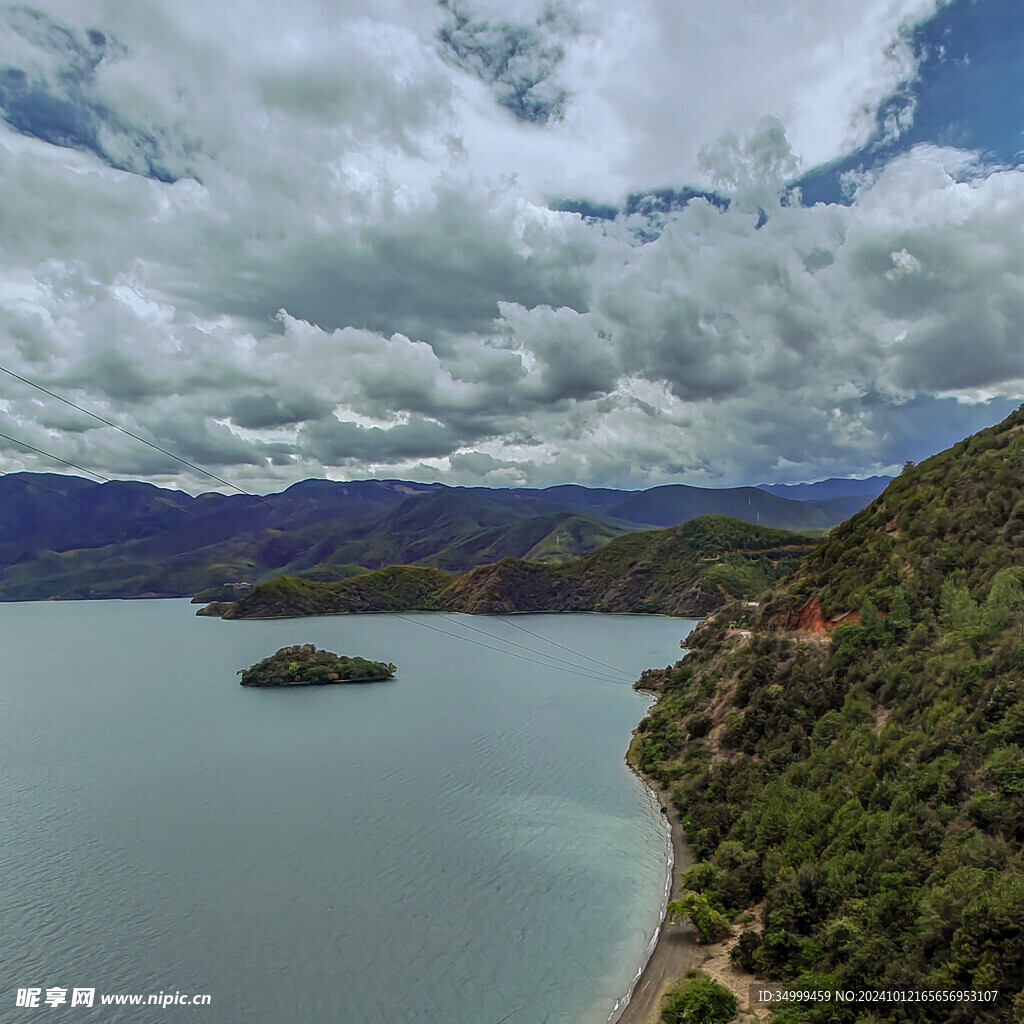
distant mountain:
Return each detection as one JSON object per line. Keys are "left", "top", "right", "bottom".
{"left": 475, "top": 484, "right": 636, "bottom": 519}
{"left": 757, "top": 475, "right": 891, "bottom": 501}
{"left": 203, "top": 516, "right": 818, "bottom": 620}
{"left": 601, "top": 484, "right": 843, "bottom": 531}
{"left": 258, "top": 490, "right": 632, "bottom": 576}
{"left": 437, "top": 482, "right": 869, "bottom": 532}
{"left": 0, "top": 476, "right": 639, "bottom": 600}
{"left": 0, "top": 473, "right": 434, "bottom": 553}
{"left": 0, "top": 472, "right": 871, "bottom": 601}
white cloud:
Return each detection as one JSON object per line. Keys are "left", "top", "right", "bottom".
{"left": 2, "top": 0, "right": 947, "bottom": 200}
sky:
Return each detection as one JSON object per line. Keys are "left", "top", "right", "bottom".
{"left": 1, "top": 0, "right": 1023, "bottom": 493}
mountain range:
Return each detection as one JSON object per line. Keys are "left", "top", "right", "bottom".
{"left": 0, "top": 472, "right": 885, "bottom": 601}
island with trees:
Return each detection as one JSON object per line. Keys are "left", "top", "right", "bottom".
{"left": 239, "top": 644, "right": 396, "bottom": 687}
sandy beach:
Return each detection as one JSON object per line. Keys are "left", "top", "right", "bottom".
{"left": 612, "top": 754, "right": 771, "bottom": 1024}
{"left": 611, "top": 767, "right": 700, "bottom": 1024}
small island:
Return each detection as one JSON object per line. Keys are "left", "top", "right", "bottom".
{"left": 239, "top": 644, "right": 396, "bottom": 687}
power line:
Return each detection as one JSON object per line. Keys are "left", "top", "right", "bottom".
{"left": 0, "top": 363, "right": 304, "bottom": 525}
{"left": 441, "top": 613, "right": 623, "bottom": 679}
{"left": 439, "top": 614, "right": 626, "bottom": 683}
{"left": 393, "top": 613, "right": 629, "bottom": 683}
{"left": 9, "top": 468, "right": 112, "bottom": 517}
{"left": 0, "top": 429, "right": 108, "bottom": 483}
{"left": 499, "top": 615, "right": 632, "bottom": 677}
{"left": 0, "top": 428, "right": 204, "bottom": 525}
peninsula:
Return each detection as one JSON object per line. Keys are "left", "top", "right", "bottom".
{"left": 239, "top": 644, "right": 396, "bottom": 686}
{"left": 199, "top": 515, "right": 817, "bottom": 620}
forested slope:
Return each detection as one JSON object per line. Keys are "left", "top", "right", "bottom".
{"left": 632, "top": 408, "right": 1024, "bottom": 1022}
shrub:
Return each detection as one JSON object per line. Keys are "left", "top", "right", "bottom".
{"left": 660, "top": 970, "right": 737, "bottom": 1024}
{"left": 687, "top": 711, "right": 713, "bottom": 738}
{"left": 731, "top": 931, "right": 760, "bottom": 973}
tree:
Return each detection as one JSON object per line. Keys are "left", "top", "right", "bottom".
{"left": 941, "top": 579, "right": 980, "bottom": 633}
{"left": 886, "top": 587, "right": 911, "bottom": 635}
{"left": 668, "top": 892, "right": 731, "bottom": 944}
{"left": 859, "top": 595, "right": 879, "bottom": 631}
{"left": 983, "top": 569, "right": 1024, "bottom": 636}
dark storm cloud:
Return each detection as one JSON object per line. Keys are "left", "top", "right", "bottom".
{"left": 78, "top": 347, "right": 175, "bottom": 403}
{"left": 148, "top": 416, "right": 294, "bottom": 468}
{"left": 196, "top": 188, "right": 592, "bottom": 340}
{"left": 301, "top": 416, "right": 470, "bottom": 463}
{"left": 0, "top": 5, "right": 193, "bottom": 181}
{"left": 895, "top": 302, "right": 1024, "bottom": 394}
{"left": 228, "top": 392, "right": 335, "bottom": 430}
{"left": 437, "top": 0, "right": 571, "bottom": 123}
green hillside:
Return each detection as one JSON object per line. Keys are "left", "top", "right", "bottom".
{"left": 203, "top": 516, "right": 817, "bottom": 619}
{"left": 632, "top": 408, "right": 1024, "bottom": 1022}
{"left": 440, "top": 515, "right": 815, "bottom": 615}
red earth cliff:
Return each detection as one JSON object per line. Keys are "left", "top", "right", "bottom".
{"left": 795, "top": 597, "right": 861, "bottom": 634}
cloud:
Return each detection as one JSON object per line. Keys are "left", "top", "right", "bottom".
{"left": 698, "top": 116, "right": 800, "bottom": 214}
{"left": 796, "top": 0, "right": 1024, "bottom": 205}
{"left": 301, "top": 416, "right": 464, "bottom": 464}
{"left": 0, "top": 0, "right": 948, "bottom": 204}
{"left": 5, "top": 126, "right": 1024, "bottom": 490}
{"left": 196, "top": 185, "right": 593, "bottom": 339}
{"left": 228, "top": 392, "right": 335, "bottom": 431}
{"left": 496, "top": 302, "right": 619, "bottom": 401}
{"left": 1, "top": 0, "right": 1020, "bottom": 493}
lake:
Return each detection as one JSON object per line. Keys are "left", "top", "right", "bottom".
{"left": 0, "top": 601, "right": 696, "bottom": 1023}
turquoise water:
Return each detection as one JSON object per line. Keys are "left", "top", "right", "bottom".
{"left": 0, "top": 602, "right": 695, "bottom": 1023}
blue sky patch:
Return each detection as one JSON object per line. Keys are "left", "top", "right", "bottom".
{"left": 0, "top": 6, "right": 190, "bottom": 182}
{"left": 798, "top": 0, "right": 1024, "bottom": 204}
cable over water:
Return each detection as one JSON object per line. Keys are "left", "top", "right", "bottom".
{"left": 394, "top": 613, "right": 632, "bottom": 684}
{"left": 439, "top": 614, "right": 627, "bottom": 683}
{"left": 499, "top": 615, "right": 633, "bottom": 677}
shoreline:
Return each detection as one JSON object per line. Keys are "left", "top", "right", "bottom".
{"left": 608, "top": 742, "right": 700, "bottom": 1024}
